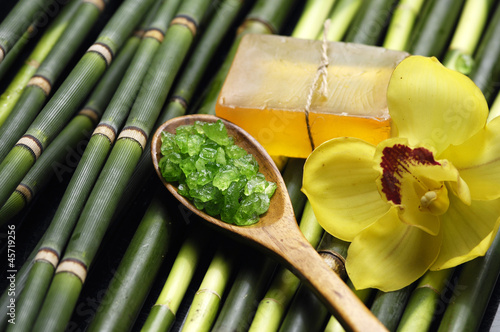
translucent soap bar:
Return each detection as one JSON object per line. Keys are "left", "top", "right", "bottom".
{"left": 215, "top": 34, "right": 409, "bottom": 158}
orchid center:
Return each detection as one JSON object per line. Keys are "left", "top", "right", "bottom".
{"left": 375, "top": 142, "right": 458, "bottom": 218}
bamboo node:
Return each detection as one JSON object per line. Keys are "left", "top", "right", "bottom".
{"left": 92, "top": 123, "right": 117, "bottom": 143}
{"left": 27, "top": 75, "right": 52, "bottom": 96}
{"left": 16, "top": 135, "right": 44, "bottom": 160}
{"left": 195, "top": 288, "right": 222, "bottom": 299}
{"left": 78, "top": 107, "right": 100, "bottom": 125}
{"left": 56, "top": 258, "right": 88, "bottom": 283}
{"left": 118, "top": 126, "right": 148, "bottom": 150}
{"left": 170, "top": 95, "right": 188, "bottom": 109}
{"left": 26, "top": 58, "right": 41, "bottom": 69}
{"left": 87, "top": 43, "right": 113, "bottom": 66}
{"left": 318, "top": 250, "right": 346, "bottom": 280}
{"left": 0, "top": 45, "right": 4, "bottom": 63}
{"left": 237, "top": 18, "right": 275, "bottom": 35}
{"left": 170, "top": 15, "right": 198, "bottom": 36}
{"left": 15, "top": 183, "right": 34, "bottom": 203}
{"left": 144, "top": 28, "right": 165, "bottom": 43}
{"left": 35, "top": 248, "right": 60, "bottom": 268}
{"left": 82, "top": 0, "right": 106, "bottom": 11}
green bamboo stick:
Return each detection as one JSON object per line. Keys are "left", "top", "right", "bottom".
{"left": 0, "top": 0, "right": 106, "bottom": 163}
{"left": 141, "top": 230, "right": 209, "bottom": 332}
{"left": 197, "top": 0, "right": 299, "bottom": 115}
{"left": 382, "top": 0, "right": 426, "bottom": 51}
{"left": 4, "top": 32, "right": 140, "bottom": 332}
{"left": 317, "top": 0, "right": 362, "bottom": 42}
{"left": 32, "top": 2, "right": 211, "bottom": 330}
{"left": 468, "top": 2, "right": 500, "bottom": 104}
{"left": 292, "top": 0, "right": 337, "bottom": 39}
{"left": 442, "top": 0, "right": 495, "bottom": 74}
{"left": 437, "top": 232, "right": 500, "bottom": 331}
{"left": 0, "top": 0, "right": 155, "bottom": 210}
{"left": 370, "top": 284, "right": 416, "bottom": 331}
{"left": 0, "top": 0, "right": 80, "bottom": 127}
{"left": 248, "top": 200, "right": 323, "bottom": 332}
{"left": 407, "top": 0, "right": 466, "bottom": 57}
{"left": 87, "top": 191, "right": 174, "bottom": 332}
{"left": 181, "top": 246, "right": 236, "bottom": 332}
{"left": 0, "top": 24, "right": 36, "bottom": 81}
{"left": 488, "top": 92, "right": 500, "bottom": 123}
{"left": 345, "top": 0, "right": 399, "bottom": 45}
{"left": 0, "top": 21, "right": 139, "bottom": 224}
{"left": 396, "top": 269, "right": 454, "bottom": 332}
{"left": 0, "top": 0, "right": 54, "bottom": 61}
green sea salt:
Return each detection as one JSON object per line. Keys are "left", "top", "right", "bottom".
{"left": 159, "top": 120, "right": 276, "bottom": 225}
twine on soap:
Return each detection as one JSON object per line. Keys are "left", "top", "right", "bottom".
{"left": 304, "top": 19, "right": 330, "bottom": 152}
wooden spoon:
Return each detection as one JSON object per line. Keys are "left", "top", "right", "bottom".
{"left": 151, "top": 114, "right": 388, "bottom": 332}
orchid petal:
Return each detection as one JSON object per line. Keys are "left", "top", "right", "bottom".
{"left": 387, "top": 56, "right": 488, "bottom": 154}
{"left": 441, "top": 116, "right": 500, "bottom": 200}
{"left": 347, "top": 207, "right": 441, "bottom": 292}
{"left": 302, "top": 138, "right": 389, "bottom": 241}
{"left": 431, "top": 192, "right": 500, "bottom": 270}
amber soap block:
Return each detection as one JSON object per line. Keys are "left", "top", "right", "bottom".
{"left": 215, "top": 34, "right": 409, "bottom": 158}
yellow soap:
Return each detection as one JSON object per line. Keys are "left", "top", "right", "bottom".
{"left": 215, "top": 34, "right": 409, "bottom": 158}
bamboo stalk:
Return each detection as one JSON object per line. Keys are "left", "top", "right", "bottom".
{"left": 345, "top": 0, "right": 399, "bottom": 45}
{"left": 468, "top": 2, "right": 500, "bottom": 104}
{"left": 0, "top": 24, "right": 36, "bottom": 81}
{"left": 4, "top": 32, "right": 140, "bottom": 332}
{"left": 292, "top": 0, "right": 337, "bottom": 39}
{"left": 382, "top": 0, "right": 426, "bottom": 51}
{"left": 437, "top": 231, "right": 500, "bottom": 331}
{"left": 0, "top": 0, "right": 106, "bottom": 163}
{"left": 141, "top": 230, "right": 210, "bottom": 332}
{"left": 0, "top": 0, "right": 156, "bottom": 210}
{"left": 370, "top": 284, "right": 416, "bottom": 331}
{"left": 0, "top": 0, "right": 80, "bottom": 127}
{"left": 87, "top": 190, "right": 174, "bottom": 332}
{"left": 181, "top": 246, "right": 236, "bottom": 332}
{"left": 396, "top": 269, "right": 454, "bottom": 332}
{"left": 0, "top": 0, "right": 54, "bottom": 61}
{"left": 442, "top": 0, "right": 495, "bottom": 74}
{"left": 488, "top": 91, "right": 500, "bottom": 123}
{"left": 318, "top": 0, "right": 362, "bottom": 42}
{"left": 407, "top": 0, "right": 467, "bottom": 57}
{"left": 0, "top": 21, "right": 138, "bottom": 224}
{"left": 197, "top": 0, "right": 299, "bottom": 115}
{"left": 32, "top": 1, "right": 211, "bottom": 330}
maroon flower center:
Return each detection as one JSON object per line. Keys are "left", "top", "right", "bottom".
{"left": 380, "top": 144, "right": 440, "bottom": 205}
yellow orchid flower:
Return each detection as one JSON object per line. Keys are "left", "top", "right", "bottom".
{"left": 302, "top": 56, "right": 500, "bottom": 292}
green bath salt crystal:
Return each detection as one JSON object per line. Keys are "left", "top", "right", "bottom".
{"left": 159, "top": 120, "right": 277, "bottom": 225}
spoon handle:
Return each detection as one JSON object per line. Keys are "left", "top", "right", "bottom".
{"left": 272, "top": 222, "right": 388, "bottom": 332}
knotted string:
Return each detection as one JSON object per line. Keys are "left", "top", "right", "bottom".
{"left": 304, "top": 19, "right": 330, "bottom": 152}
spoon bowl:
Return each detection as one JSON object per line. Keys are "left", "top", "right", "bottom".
{"left": 151, "top": 114, "right": 388, "bottom": 332}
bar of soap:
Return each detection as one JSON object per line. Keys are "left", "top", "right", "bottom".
{"left": 215, "top": 34, "right": 409, "bottom": 158}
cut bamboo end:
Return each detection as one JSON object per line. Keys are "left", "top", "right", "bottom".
{"left": 27, "top": 75, "right": 52, "bottom": 96}
{"left": 15, "top": 183, "right": 34, "bottom": 204}
{"left": 92, "top": 123, "right": 117, "bottom": 143}
{"left": 170, "top": 15, "right": 198, "bottom": 36}
{"left": 78, "top": 107, "right": 100, "bottom": 125}
{"left": 35, "top": 247, "right": 60, "bottom": 268}
{"left": 87, "top": 43, "right": 114, "bottom": 66}
{"left": 55, "top": 258, "right": 88, "bottom": 283}
{"left": 15, "top": 135, "right": 44, "bottom": 160}
{"left": 83, "top": 0, "right": 106, "bottom": 11}
{"left": 118, "top": 126, "right": 148, "bottom": 150}
{"left": 144, "top": 28, "right": 165, "bottom": 42}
